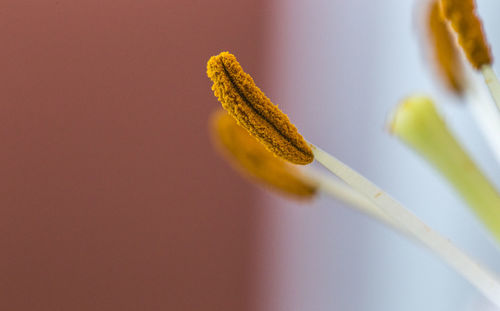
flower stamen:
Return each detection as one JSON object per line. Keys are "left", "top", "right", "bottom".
{"left": 207, "top": 52, "right": 314, "bottom": 165}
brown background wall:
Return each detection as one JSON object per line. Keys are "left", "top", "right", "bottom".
{"left": 0, "top": 1, "right": 265, "bottom": 310}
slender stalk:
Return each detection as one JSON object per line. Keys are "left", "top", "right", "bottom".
{"left": 310, "top": 144, "right": 500, "bottom": 307}
{"left": 465, "top": 78, "right": 500, "bottom": 166}
{"left": 303, "top": 169, "right": 406, "bottom": 233}
{"left": 390, "top": 96, "right": 500, "bottom": 242}
{"left": 481, "top": 65, "right": 500, "bottom": 111}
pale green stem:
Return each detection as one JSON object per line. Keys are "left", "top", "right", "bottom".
{"left": 311, "top": 144, "right": 500, "bottom": 306}
{"left": 302, "top": 168, "right": 408, "bottom": 234}
{"left": 466, "top": 77, "right": 500, "bottom": 166}
{"left": 481, "top": 65, "right": 500, "bottom": 112}
{"left": 389, "top": 95, "right": 500, "bottom": 243}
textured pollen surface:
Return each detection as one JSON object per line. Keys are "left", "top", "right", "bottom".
{"left": 211, "top": 111, "right": 317, "bottom": 198}
{"left": 440, "top": 0, "right": 492, "bottom": 69}
{"left": 428, "top": 0, "right": 465, "bottom": 94}
{"left": 207, "top": 52, "right": 314, "bottom": 165}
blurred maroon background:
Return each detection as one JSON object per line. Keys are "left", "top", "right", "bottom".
{"left": 0, "top": 1, "right": 266, "bottom": 310}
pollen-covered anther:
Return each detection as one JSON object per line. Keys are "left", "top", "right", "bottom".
{"left": 207, "top": 52, "right": 314, "bottom": 165}
{"left": 427, "top": 0, "right": 465, "bottom": 94}
{"left": 210, "top": 110, "right": 317, "bottom": 198}
{"left": 440, "top": 0, "right": 492, "bottom": 69}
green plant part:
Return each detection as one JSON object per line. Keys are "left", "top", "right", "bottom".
{"left": 390, "top": 95, "right": 500, "bottom": 242}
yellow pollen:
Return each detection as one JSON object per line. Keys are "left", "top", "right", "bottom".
{"left": 427, "top": 0, "right": 465, "bottom": 94}
{"left": 440, "top": 0, "right": 492, "bottom": 69}
{"left": 206, "top": 51, "right": 314, "bottom": 165}
{"left": 210, "top": 110, "right": 317, "bottom": 198}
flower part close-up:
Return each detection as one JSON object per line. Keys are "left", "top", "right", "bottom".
{"left": 4, "top": 1, "right": 500, "bottom": 311}
{"left": 207, "top": 52, "right": 314, "bottom": 165}
{"left": 210, "top": 110, "right": 317, "bottom": 198}
{"left": 206, "top": 0, "right": 500, "bottom": 310}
